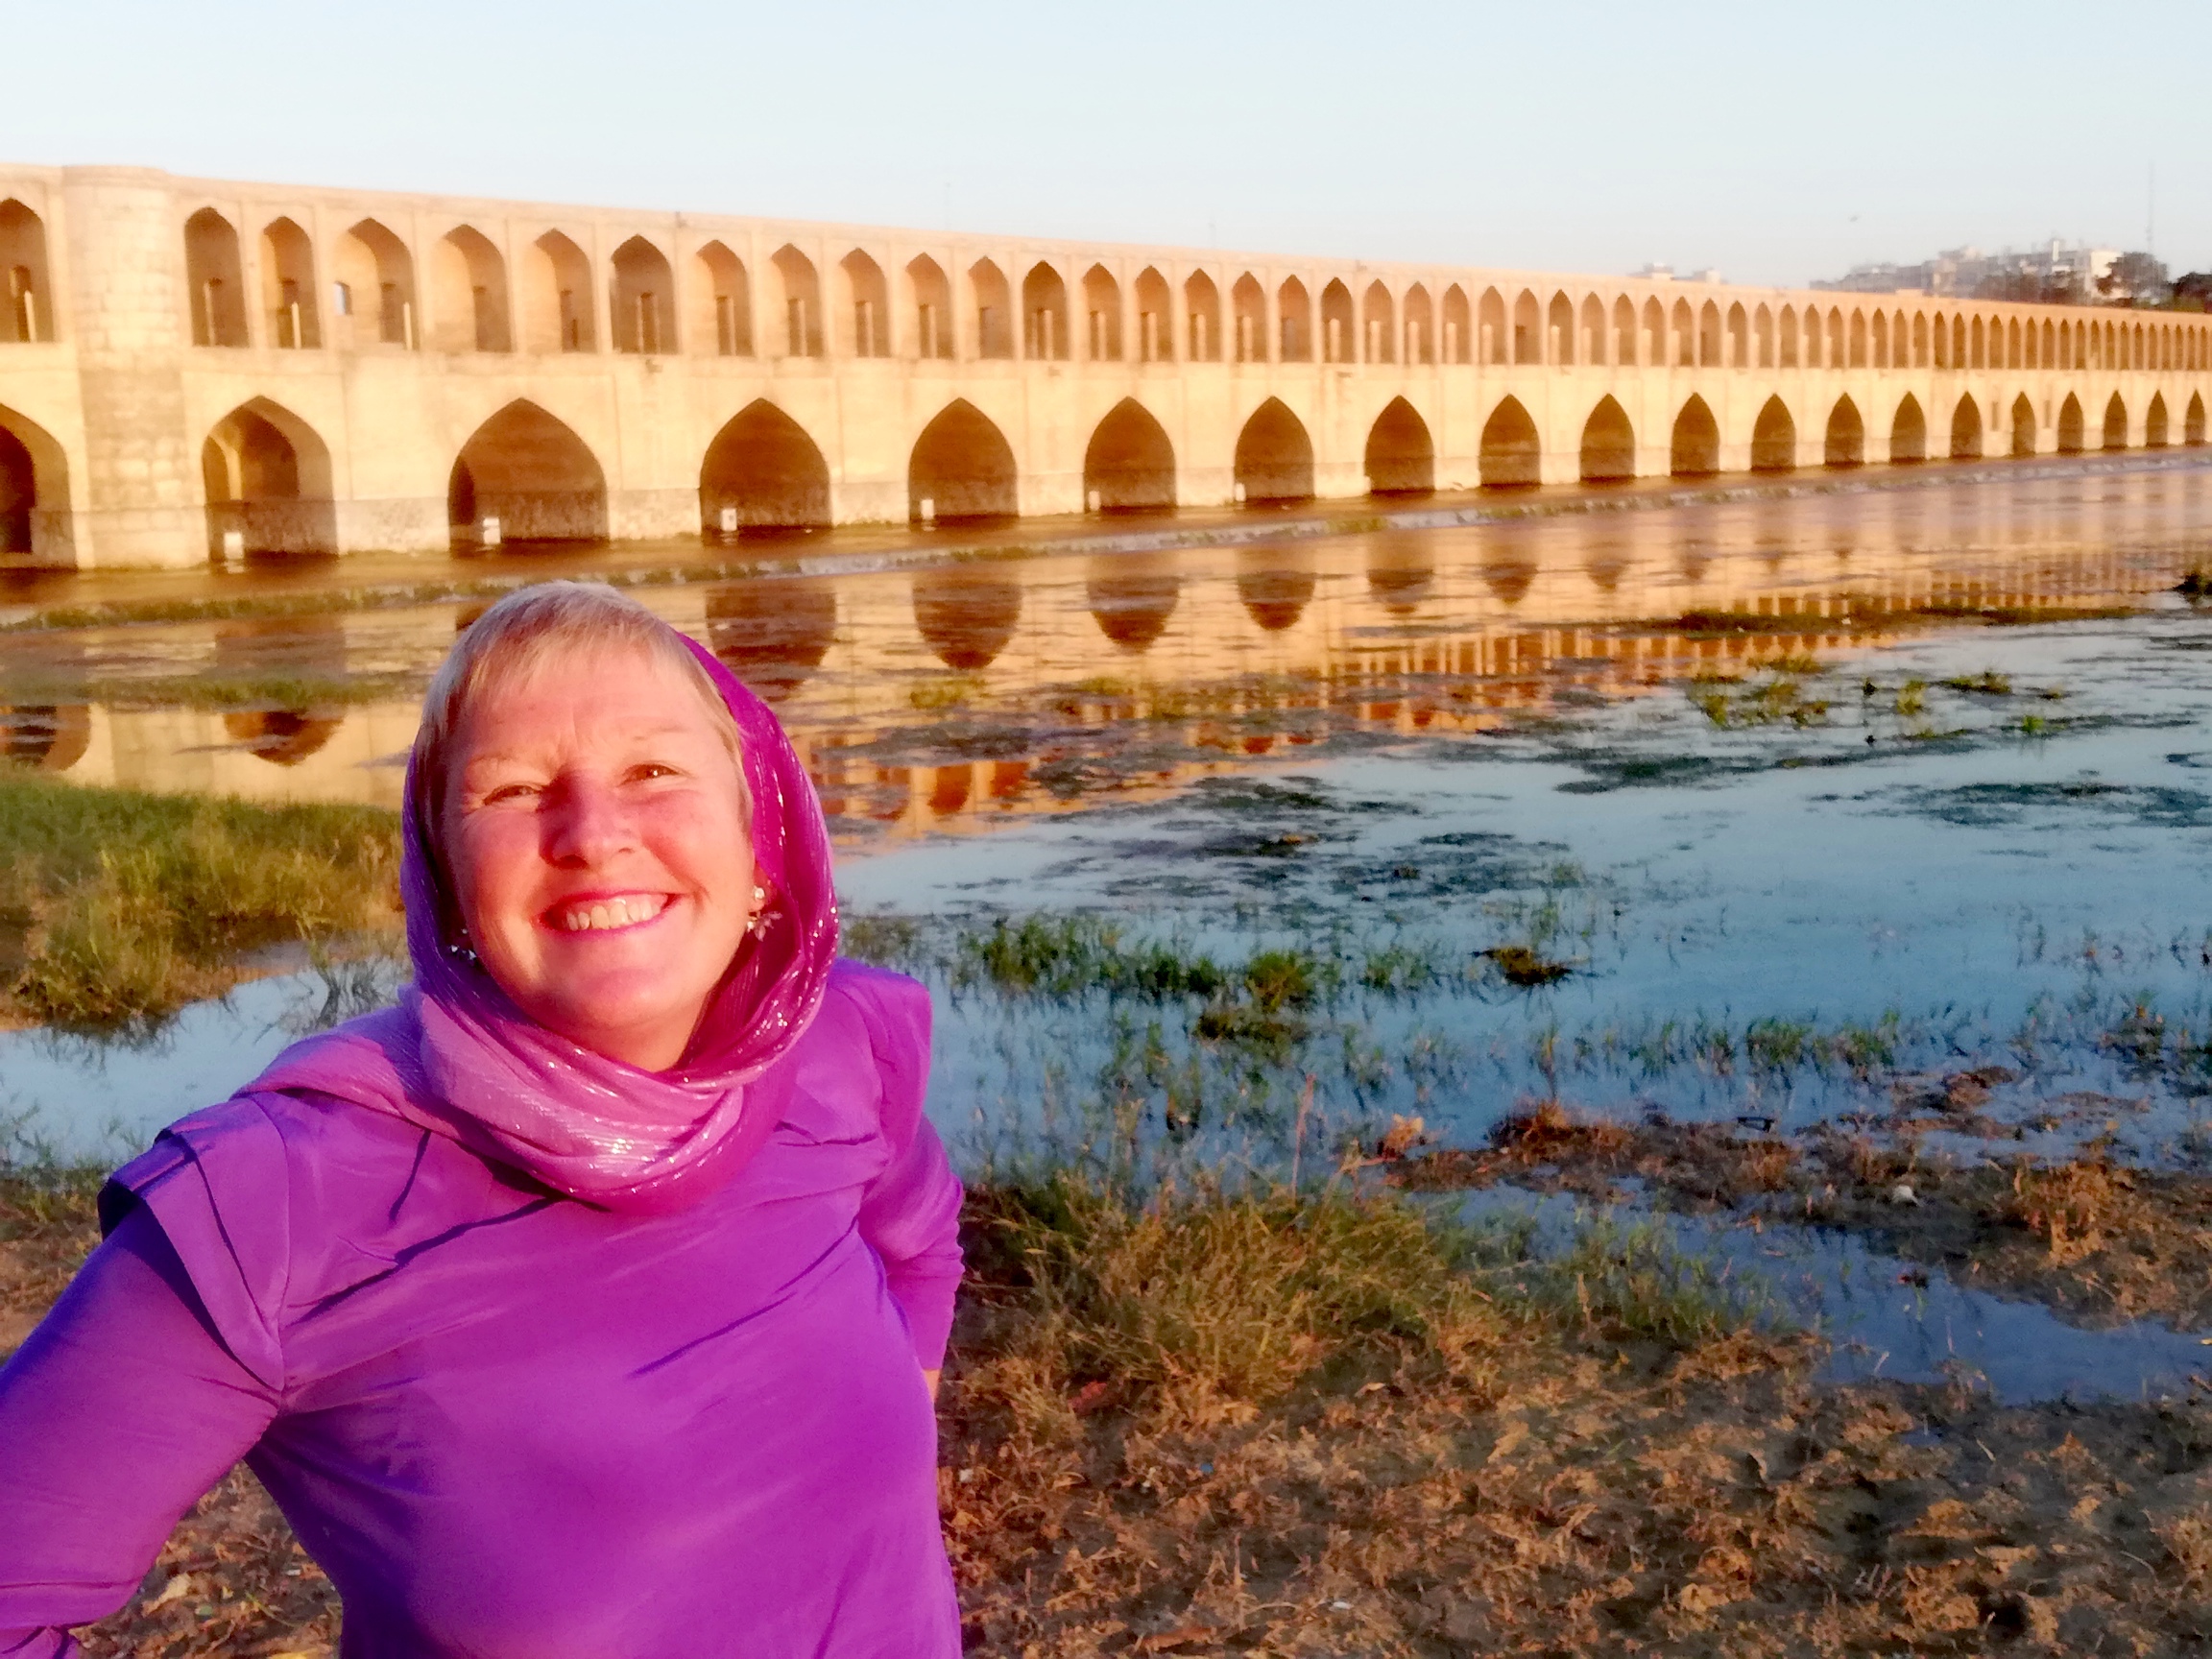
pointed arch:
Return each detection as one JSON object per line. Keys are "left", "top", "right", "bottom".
{"left": 1321, "top": 278, "right": 1356, "bottom": 363}
{"left": 703, "top": 579, "right": 837, "bottom": 702}
{"left": 2188, "top": 393, "right": 2206, "bottom": 447}
{"left": 0, "top": 199, "right": 53, "bottom": 343}
{"left": 2103, "top": 393, "right": 2128, "bottom": 451}
{"left": 1085, "top": 398, "right": 1176, "bottom": 513}
{"left": 336, "top": 218, "right": 418, "bottom": 349}
{"left": 1514, "top": 290, "right": 1542, "bottom": 364}
{"left": 1670, "top": 396, "right": 1719, "bottom": 476}
{"left": 1615, "top": 296, "right": 1638, "bottom": 365}
{"left": 2010, "top": 394, "right": 2037, "bottom": 458}
{"left": 447, "top": 400, "right": 607, "bottom": 549}
{"left": 1479, "top": 396, "right": 1540, "bottom": 488}
{"left": 1890, "top": 394, "right": 1927, "bottom": 464}
{"left": 1232, "top": 274, "right": 1268, "bottom": 363}
{"left": 1235, "top": 397, "right": 1314, "bottom": 505}
{"left": 202, "top": 397, "right": 337, "bottom": 560}
{"left": 1360, "top": 280, "right": 1396, "bottom": 364}
{"left": 700, "top": 400, "right": 830, "bottom": 537}
{"left": 913, "top": 565, "right": 1022, "bottom": 671}
{"left": 1479, "top": 287, "right": 1507, "bottom": 364}
{"left": 904, "top": 254, "right": 950, "bottom": 360}
{"left": 694, "top": 241, "right": 750, "bottom": 357}
{"left": 2057, "top": 394, "right": 2084, "bottom": 454}
{"left": 2147, "top": 392, "right": 2170, "bottom": 449}
{"left": 838, "top": 249, "right": 889, "bottom": 357}
{"left": 184, "top": 207, "right": 248, "bottom": 346}
{"left": 1579, "top": 395, "right": 1635, "bottom": 483}
{"left": 772, "top": 245, "right": 823, "bottom": 357}
{"left": 1278, "top": 276, "right": 1312, "bottom": 362}
{"left": 433, "top": 226, "right": 512, "bottom": 353}
{"left": 1185, "top": 270, "right": 1221, "bottom": 362}
{"left": 1404, "top": 282, "right": 1434, "bottom": 365}
{"left": 1088, "top": 554, "right": 1179, "bottom": 653}
{"left": 1752, "top": 396, "right": 1796, "bottom": 472}
{"left": 1079, "top": 264, "right": 1122, "bottom": 361}
{"left": 1133, "top": 267, "right": 1171, "bottom": 362}
{"left": 910, "top": 399, "right": 1017, "bottom": 522}
{"left": 1442, "top": 284, "right": 1471, "bottom": 364}
{"left": 612, "top": 235, "right": 677, "bottom": 354}
{"left": 258, "top": 217, "right": 320, "bottom": 349}
{"left": 1547, "top": 291, "right": 1575, "bottom": 365}
{"left": 1022, "top": 263, "right": 1070, "bottom": 360}
{"left": 1950, "top": 393, "right": 1984, "bottom": 461}
{"left": 1364, "top": 397, "right": 1433, "bottom": 496}
{"left": 1368, "top": 536, "right": 1432, "bottom": 616}
{"left": 1237, "top": 548, "right": 1315, "bottom": 632}
{"left": 1824, "top": 397, "right": 1863, "bottom": 469}
{"left": 0, "top": 401, "right": 71, "bottom": 560}
{"left": 524, "top": 230, "right": 594, "bottom": 353}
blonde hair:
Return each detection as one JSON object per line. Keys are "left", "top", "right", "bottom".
{"left": 413, "top": 581, "right": 745, "bottom": 852}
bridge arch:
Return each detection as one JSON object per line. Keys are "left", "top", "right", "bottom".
{"left": 1443, "top": 284, "right": 1471, "bottom": 363}
{"left": 1579, "top": 395, "right": 1635, "bottom": 483}
{"left": 913, "top": 565, "right": 1022, "bottom": 671}
{"left": 1321, "top": 279, "right": 1354, "bottom": 363}
{"left": 1237, "top": 549, "right": 1315, "bottom": 633}
{"left": 1643, "top": 298, "right": 1664, "bottom": 365}
{"left": 839, "top": 250, "right": 888, "bottom": 357}
{"left": 1750, "top": 396, "right": 1795, "bottom": 472}
{"left": 1232, "top": 274, "right": 1266, "bottom": 362}
{"left": 910, "top": 399, "right": 1017, "bottom": 522}
{"left": 432, "top": 227, "right": 511, "bottom": 352}
{"left": 1728, "top": 302, "right": 1748, "bottom": 368}
{"left": 1614, "top": 296, "right": 1637, "bottom": 365}
{"left": 612, "top": 235, "right": 676, "bottom": 355}
{"left": 1088, "top": 554, "right": 1178, "bottom": 653}
{"left": 2189, "top": 393, "right": 2206, "bottom": 446}
{"left": 1278, "top": 277, "right": 1312, "bottom": 362}
{"left": 1824, "top": 397, "right": 1863, "bottom": 468}
{"left": 1079, "top": 265, "right": 1121, "bottom": 361}
{"left": 1479, "top": 396, "right": 1539, "bottom": 488}
{"left": 773, "top": 246, "right": 822, "bottom": 357}
{"left": 1134, "top": 267, "right": 1171, "bottom": 362}
{"left": 258, "top": 218, "right": 319, "bottom": 349}
{"left": 1949, "top": 394, "right": 1983, "bottom": 460}
{"left": 1084, "top": 397, "right": 1176, "bottom": 512}
{"left": 1513, "top": 290, "right": 1540, "bottom": 364}
{"left": 0, "top": 199, "right": 52, "bottom": 343}
{"left": 696, "top": 241, "right": 750, "bottom": 357}
{"left": 1670, "top": 396, "right": 1719, "bottom": 477}
{"left": 2057, "top": 394, "right": 2084, "bottom": 454}
{"left": 2147, "top": 393, "right": 2170, "bottom": 449}
{"left": 2010, "top": 395, "right": 2036, "bottom": 458}
{"left": 185, "top": 207, "right": 249, "bottom": 346}
{"left": 904, "top": 255, "right": 950, "bottom": 360}
{"left": 2103, "top": 393, "right": 2128, "bottom": 451}
{"left": 337, "top": 219, "right": 418, "bottom": 349}
{"left": 1364, "top": 396, "right": 1433, "bottom": 496}
{"left": 448, "top": 399, "right": 607, "bottom": 549}
{"left": 704, "top": 579, "right": 836, "bottom": 702}
{"left": 1185, "top": 271, "right": 1220, "bottom": 361}
{"left": 1235, "top": 397, "right": 1314, "bottom": 504}
{"left": 1362, "top": 281, "right": 1395, "bottom": 365}
{"left": 0, "top": 402, "right": 69, "bottom": 559}
{"left": 700, "top": 400, "right": 830, "bottom": 537}
{"left": 1478, "top": 288, "right": 1505, "bottom": 364}
{"left": 1890, "top": 394, "right": 1927, "bottom": 463}
{"left": 202, "top": 397, "right": 337, "bottom": 560}
{"left": 1404, "top": 283, "right": 1433, "bottom": 365}
{"left": 1547, "top": 291, "right": 1574, "bottom": 365}
{"left": 526, "top": 231, "right": 593, "bottom": 353}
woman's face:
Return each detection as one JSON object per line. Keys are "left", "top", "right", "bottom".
{"left": 443, "top": 643, "right": 757, "bottom": 1071}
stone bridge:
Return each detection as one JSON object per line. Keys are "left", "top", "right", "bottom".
{"left": 1, "top": 164, "right": 2206, "bottom": 569}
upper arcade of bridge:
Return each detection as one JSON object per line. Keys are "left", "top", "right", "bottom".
{"left": 0, "top": 164, "right": 2206, "bottom": 568}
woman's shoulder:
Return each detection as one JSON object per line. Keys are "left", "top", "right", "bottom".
{"left": 779, "top": 959, "right": 933, "bottom": 1152}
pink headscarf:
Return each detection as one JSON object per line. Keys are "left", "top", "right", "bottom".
{"left": 251, "top": 629, "right": 839, "bottom": 1214}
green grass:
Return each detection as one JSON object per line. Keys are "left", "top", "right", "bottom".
{"left": 0, "top": 670, "right": 420, "bottom": 711}
{"left": 0, "top": 774, "right": 402, "bottom": 1028}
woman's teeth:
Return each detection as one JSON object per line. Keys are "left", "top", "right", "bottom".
{"left": 555, "top": 894, "right": 668, "bottom": 932}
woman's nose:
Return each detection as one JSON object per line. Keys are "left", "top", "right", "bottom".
{"left": 542, "top": 777, "right": 637, "bottom": 866}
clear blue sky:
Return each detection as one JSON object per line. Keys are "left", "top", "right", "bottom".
{"left": 8, "top": 0, "right": 2206, "bottom": 289}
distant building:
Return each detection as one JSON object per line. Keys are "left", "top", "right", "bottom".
{"left": 1815, "top": 241, "right": 2118, "bottom": 302}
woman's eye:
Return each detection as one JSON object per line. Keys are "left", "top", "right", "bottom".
{"left": 479, "top": 781, "right": 541, "bottom": 805}
{"left": 631, "top": 762, "right": 679, "bottom": 781}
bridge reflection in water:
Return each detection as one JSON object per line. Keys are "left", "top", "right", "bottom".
{"left": 8, "top": 463, "right": 2209, "bottom": 844}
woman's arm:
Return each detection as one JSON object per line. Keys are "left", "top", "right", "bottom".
{"left": 855, "top": 1113, "right": 965, "bottom": 1375}
{"left": 0, "top": 1207, "right": 279, "bottom": 1656}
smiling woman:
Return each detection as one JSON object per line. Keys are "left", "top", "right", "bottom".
{"left": 0, "top": 582, "right": 965, "bottom": 1657}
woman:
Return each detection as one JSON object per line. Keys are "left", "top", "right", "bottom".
{"left": 0, "top": 582, "right": 964, "bottom": 1656}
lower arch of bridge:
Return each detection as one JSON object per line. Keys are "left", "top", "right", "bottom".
{"left": 202, "top": 398, "right": 338, "bottom": 561}
{"left": 1822, "top": 397, "right": 1863, "bottom": 468}
{"left": 1750, "top": 396, "right": 1794, "bottom": 471}
{"left": 1083, "top": 397, "right": 1176, "bottom": 513}
{"left": 1579, "top": 396, "right": 1635, "bottom": 482}
{"left": 1890, "top": 395, "right": 1927, "bottom": 463}
{"left": 1237, "top": 547, "right": 1315, "bottom": 631}
{"left": 2189, "top": 394, "right": 2206, "bottom": 446}
{"left": 2058, "top": 394, "right": 2084, "bottom": 454}
{"left": 448, "top": 401, "right": 608, "bottom": 549}
{"left": 0, "top": 403, "right": 65, "bottom": 557}
{"left": 2147, "top": 393, "right": 2170, "bottom": 448}
{"left": 1363, "top": 397, "right": 1434, "bottom": 495}
{"left": 700, "top": 400, "right": 830, "bottom": 536}
{"left": 1479, "top": 397, "right": 1539, "bottom": 488}
{"left": 1235, "top": 397, "right": 1315, "bottom": 504}
{"left": 1670, "top": 396, "right": 1719, "bottom": 477}
{"left": 1949, "top": 394, "right": 1983, "bottom": 461}
{"left": 2010, "top": 395, "right": 2036, "bottom": 458}
{"left": 703, "top": 577, "right": 837, "bottom": 700}
{"left": 2104, "top": 394, "right": 2128, "bottom": 451}
{"left": 910, "top": 399, "right": 1017, "bottom": 522}
{"left": 912, "top": 565, "right": 1022, "bottom": 670}
{"left": 1088, "top": 553, "right": 1179, "bottom": 652}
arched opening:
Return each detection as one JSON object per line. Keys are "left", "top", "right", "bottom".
{"left": 611, "top": 235, "right": 676, "bottom": 355}
{"left": 1022, "top": 263, "right": 1070, "bottom": 361}
{"left": 2010, "top": 395, "right": 2037, "bottom": 458}
{"left": 432, "top": 227, "right": 511, "bottom": 352}
{"left": 1579, "top": 395, "right": 1635, "bottom": 483}
{"left": 2057, "top": 394, "right": 2084, "bottom": 454}
{"left": 1779, "top": 305, "right": 1799, "bottom": 368}
{"left": 700, "top": 400, "right": 831, "bottom": 537}
{"left": 1232, "top": 274, "right": 1267, "bottom": 363}
{"left": 257, "top": 217, "right": 319, "bottom": 349}
{"left": 1670, "top": 396, "right": 1719, "bottom": 477}
{"left": 216, "top": 617, "right": 347, "bottom": 765}
{"left": 1824, "top": 397, "right": 1863, "bottom": 468}
{"left": 1950, "top": 394, "right": 1984, "bottom": 461}
{"left": 1547, "top": 292, "right": 1575, "bottom": 365}
{"left": 839, "top": 250, "right": 889, "bottom": 358}
{"left": 1363, "top": 281, "right": 1397, "bottom": 364}
{"left": 1671, "top": 300, "right": 1695, "bottom": 367}
{"left": 2147, "top": 392, "right": 2170, "bottom": 449}
{"left": 1645, "top": 297, "right": 1666, "bottom": 366}
{"left": 1443, "top": 284, "right": 1471, "bottom": 364}
{"left": 1237, "top": 548, "right": 1314, "bottom": 632}
{"left": 1321, "top": 279, "right": 1355, "bottom": 363}
{"left": 909, "top": 399, "right": 1017, "bottom": 522}
{"left": 1185, "top": 271, "right": 1220, "bottom": 361}
{"left": 335, "top": 219, "right": 417, "bottom": 349}
{"left": 2103, "top": 393, "right": 2128, "bottom": 451}
{"left": 524, "top": 231, "right": 593, "bottom": 353}
{"left": 1729, "top": 302, "right": 1749, "bottom": 367}
{"left": 1619, "top": 296, "right": 1641, "bottom": 366}
{"left": 1890, "top": 394, "right": 1927, "bottom": 464}
{"left": 1405, "top": 283, "right": 1434, "bottom": 365}
{"left": 969, "top": 259, "right": 1013, "bottom": 360}
{"left": 0, "top": 199, "right": 52, "bottom": 343}
{"left": 184, "top": 207, "right": 248, "bottom": 347}
{"left": 1363, "top": 397, "right": 1433, "bottom": 496}
{"left": 1583, "top": 294, "right": 1608, "bottom": 365}
{"left": 201, "top": 399, "right": 338, "bottom": 561}
{"left": 1751, "top": 396, "right": 1796, "bottom": 471}
{"left": 1479, "top": 287, "right": 1507, "bottom": 364}
{"left": 447, "top": 400, "right": 608, "bottom": 549}
{"left": 0, "top": 422, "right": 34, "bottom": 553}
{"left": 1235, "top": 397, "right": 1314, "bottom": 505}
{"left": 913, "top": 565, "right": 1022, "bottom": 671}
{"left": 1278, "top": 277, "right": 1311, "bottom": 362}
{"left": 1700, "top": 301, "right": 1722, "bottom": 367}
{"left": 694, "top": 241, "right": 750, "bottom": 357}
{"left": 1081, "top": 264, "right": 1122, "bottom": 361}
{"left": 905, "top": 255, "right": 950, "bottom": 361}
{"left": 2188, "top": 393, "right": 2206, "bottom": 446}
{"left": 1480, "top": 397, "right": 1540, "bottom": 488}
{"left": 1084, "top": 398, "right": 1176, "bottom": 513}
{"left": 0, "top": 404, "right": 70, "bottom": 561}
{"left": 704, "top": 579, "right": 836, "bottom": 702}
{"left": 1087, "top": 554, "right": 1179, "bottom": 653}
{"left": 773, "top": 246, "right": 822, "bottom": 357}
{"left": 1515, "top": 290, "right": 1542, "bottom": 364}
{"left": 1134, "top": 267, "right": 1171, "bottom": 362}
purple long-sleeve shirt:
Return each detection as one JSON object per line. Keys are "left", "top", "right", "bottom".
{"left": 0, "top": 961, "right": 964, "bottom": 1658}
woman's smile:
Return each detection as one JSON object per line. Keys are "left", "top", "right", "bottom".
{"left": 545, "top": 892, "right": 674, "bottom": 933}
